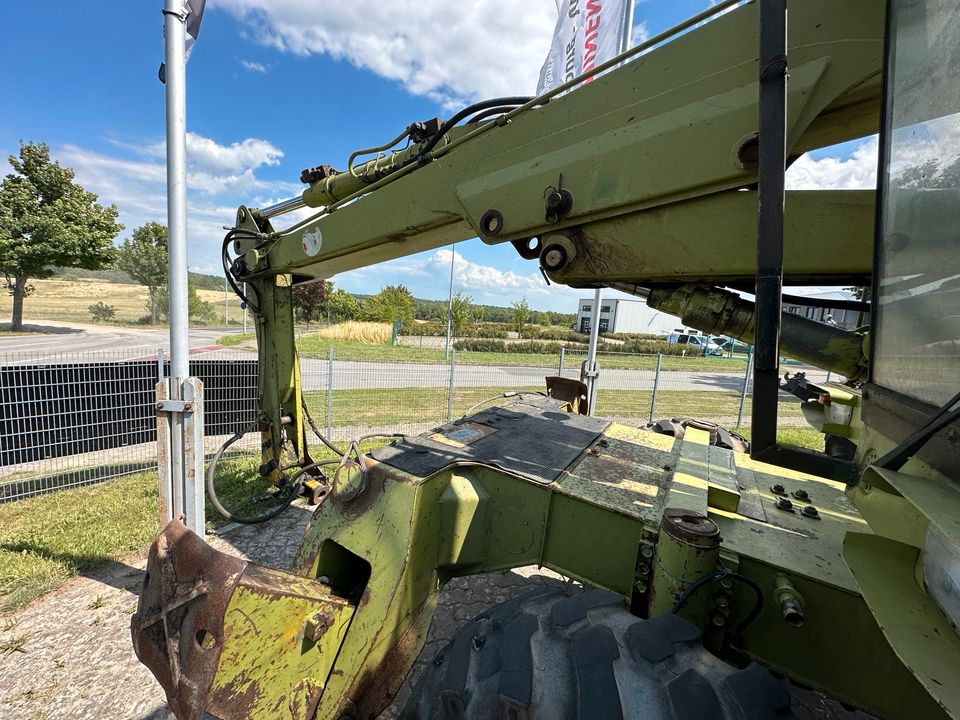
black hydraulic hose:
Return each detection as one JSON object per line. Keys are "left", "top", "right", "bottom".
{"left": 206, "top": 425, "right": 302, "bottom": 524}
{"left": 222, "top": 229, "right": 262, "bottom": 314}
{"left": 670, "top": 568, "right": 764, "bottom": 643}
{"left": 466, "top": 105, "right": 522, "bottom": 124}
{"left": 302, "top": 398, "right": 346, "bottom": 456}
{"left": 416, "top": 96, "right": 533, "bottom": 161}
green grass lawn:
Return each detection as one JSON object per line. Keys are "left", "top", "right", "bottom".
{"left": 0, "top": 442, "right": 386, "bottom": 614}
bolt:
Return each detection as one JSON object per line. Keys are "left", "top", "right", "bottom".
{"left": 634, "top": 580, "right": 648, "bottom": 594}
{"left": 156, "top": 402, "right": 164, "bottom": 410}
{"left": 184, "top": 403, "right": 192, "bottom": 411}
{"left": 640, "top": 545, "right": 654, "bottom": 559}
{"left": 471, "top": 634, "right": 486, "bottom": 651}
{"left": 637, "top": 564, "right": 650, "bottom": 577}
{"left": 304, "top": 611, "right": 334, "bottom": 643}
{"left": 802, "top": 505, "right": 820, "bottom": 519}
{"left": 775, "top": 497, "right": 794, "bottom": 512}
{"left": 792, "top": 489, "right": 809, "bottom": 501}
{"left": 771, "top": 484, "right": 786, "bottom": 495}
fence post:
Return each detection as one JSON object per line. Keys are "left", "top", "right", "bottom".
{"left": 825, "top": 370, "right": 832, "bottom": 383}
{"left": 736, "top": 350, "right": 754, "bottom": 428}
{"left": 649, "top": 352, "right": 662, "bottom": 423}
{"left": 558, "top": 346, "right": 566, "bottom": 376}
{"left": 447, "top": 349, "right": 457, "bottom": 421}
{"left": 326, "top": 345, "right": 334, "bottom": 437}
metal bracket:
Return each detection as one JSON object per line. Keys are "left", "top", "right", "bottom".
{"left": 155, "top": 399, "right": 194, "bottom": 413}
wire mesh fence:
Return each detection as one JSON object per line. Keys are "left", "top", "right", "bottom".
{"left": 1, "top": 344, "right": 830, "bottom": 502}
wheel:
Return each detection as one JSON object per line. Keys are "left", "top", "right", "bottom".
{"left": 400, "top": 585, "right": 794, "bottom": 720}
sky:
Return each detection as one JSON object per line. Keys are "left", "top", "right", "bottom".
{"left": 0, "top": 0, "right": 877, "bottom": 313}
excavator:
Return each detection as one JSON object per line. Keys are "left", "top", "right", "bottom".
{"left": 132, "top": 0, "right": 960, "bottom": 717}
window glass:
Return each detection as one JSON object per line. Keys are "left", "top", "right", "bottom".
{"left": 873, "top": 0, "right": 960, "bottom": 406}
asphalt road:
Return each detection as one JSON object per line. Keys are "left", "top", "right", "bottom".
{"left": 1, "top": 320, "right": 829, "bottom": 393}
{"left": 0, "top": 320, "right": 240, "bottom": 358}
{"left": 295, "top": 357, "right": 828, "bottom": 393}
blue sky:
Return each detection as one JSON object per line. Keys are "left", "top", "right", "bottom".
{"left": 0, "top": 0, "right": 875, "bottom": 312}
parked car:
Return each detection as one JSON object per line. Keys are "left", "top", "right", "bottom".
{"left": 666, "top": 332, "right": 725, "bottom": 356}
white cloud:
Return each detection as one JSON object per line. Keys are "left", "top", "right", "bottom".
{"left": 240, "top": 59, "right": 268, "bottom": 73}
{"left": 432, "top": 248, "right": 554, "bottom": 298}
{"left": 54, "top": 133, "right": 299, "bottom": 272}
{"left": 212, "top": 0, "right": 559, "bottom": 106}
{"left": 786, "top": 137, "right": 879, "bottom": 190}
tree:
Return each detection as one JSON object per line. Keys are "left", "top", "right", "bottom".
{"left": 0, "top": 142, "right": 122, "bottom": 330}
{"left": 449, "top": 291, "right": 473, "bottom": 337}
{"left": 363, "top": 285, "right": 416, "bottom": 327}
{"left": 156, "top": 280, "right": 216, "bottom": 325}
{"left": 510, "top": 298, "right": 530, "bottom": 338}
{"left": 293, "top": 280, "right": 331, "bottom": 325}
{"left": 116, "top": 222, "right": 168, "bottom": 324}
{"left": 327, "top": 288, "right": 361, "bottom": 322}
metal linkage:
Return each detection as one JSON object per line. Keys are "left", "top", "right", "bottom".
{"left": 751, "top": 0, "right": 788, "bottom": 456}
{"left": 156, "top": 376, "right": 205, "bottom": 538}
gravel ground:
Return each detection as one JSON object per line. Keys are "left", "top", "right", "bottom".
{"left": 0, "top": 502, "right": 562, "bottom": 720}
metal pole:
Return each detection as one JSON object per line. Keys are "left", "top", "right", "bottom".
{"left": 620, "top": 0, "right": 635, "bottom": 53}
{"left": 750, "top": 0, "right": 788, "bottom": 455}
{"left": 326, "top": 345, "right": 334, "bottom": 437}
{"left": 737, "top": 350, "right": 754, "bottom": 428}
{"left": 444, "top": 243, "right": 456, "bottom": 360}
{"left": 558, "top": 346, "right": 566, "bottom": 376}
{"left": 162, "top": 0, "right": 194, "bottom": 531}
{"left": 163, "top": 0, "right": 189, "bottom": 386}
{"left": 649, "top": 352, "right": 662, "bottom": 423}
{"left": 447, "top": 349, "right": 456, "bottom": 421}
{"left": 224, "top": 275, "right": 228, "bottom": 325}
{"left": 243, "top": 283, "right": 248, "bottom": 334}
{"left": 582, "top": 288, "right": 603, "bottom": 415}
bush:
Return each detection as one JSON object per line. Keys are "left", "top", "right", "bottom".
{"left": 453, "top": 339, "right": 565, "bottom": 354}
{"left": 600, "top": 332, "right": 663, "bottom": 342}
{"left": 88, "top": 302, "right": 116, "bottom": 322}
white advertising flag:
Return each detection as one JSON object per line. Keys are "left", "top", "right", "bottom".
{"left": 537, "top": 0, "right": 631, "bottom": 94}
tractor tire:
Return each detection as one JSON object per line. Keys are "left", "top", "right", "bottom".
{"left": 400, "top": 585, "right": 793, "bottom": 720}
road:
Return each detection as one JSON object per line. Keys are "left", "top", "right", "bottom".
{"left": 295, "top": 357, "right": 828, "bottom": 393}
{"left": 0, "top": 320, "right": 240, "bottom": 358}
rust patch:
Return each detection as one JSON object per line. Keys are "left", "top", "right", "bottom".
{"left": 345, "top": 608, "right": 429, "bottom": 720}
{"left": 130, "top": 520, "right": 247, "bottom": 720}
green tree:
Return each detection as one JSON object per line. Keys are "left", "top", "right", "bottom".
{"left": 363, "top": 285, "right": 416, "bottom": 326}
{"left": 327, "top": 288, "right": 361, "bottom": 322}
{"left": 293, "top": 280, "right": 332, "bottom": 325}
{"left": 0, "top": 142, "right": 121, "bottom": 330}
{"left": 449, "top": 291, "right": 473, "bottom": 337}
{"left": 510, "top": 297, "right": 530, "bottom": 338}
{"left": 116, "top": 222, "right": 168, "bottom": 324}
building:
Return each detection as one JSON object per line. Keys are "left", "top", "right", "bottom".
{"left": 575, "top": 297, "right": 677, "bottom": 335}
{"left": 782, "top": 289, "right": 867, "bottom": 330}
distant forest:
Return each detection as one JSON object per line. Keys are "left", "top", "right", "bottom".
{"left": 50, "top": 268, "right": 577, "bottom": 326}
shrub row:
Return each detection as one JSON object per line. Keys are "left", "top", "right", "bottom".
{"left": 453, "top": 339, "right": 566, "bottom": 354}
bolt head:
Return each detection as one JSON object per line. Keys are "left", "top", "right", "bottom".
{"left": 775, "top": 497, "right": 794, "bottom": 512}
{"left": 802, "top": 505, "right": 820, "bottom": 519}
{"left": 771, "top": 484, "right": 786, "bottom": 495}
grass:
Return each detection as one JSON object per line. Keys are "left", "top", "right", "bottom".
{"left": 302, "top": 386, "right": 805, "bottom": 429}
{"left": 215, "top": 333, "right": 750, "bottom": 372}
{"left": 0, "top": 441, "right": 390, "bottom": 614}
{"left": 735, "top": 425, "right": 826, "bottom": 452}
{"left": 311, "top": 321, "right": 392, "bottom": 343}
{"left": 0, "top": 277, "right": 244, "bottom": 326}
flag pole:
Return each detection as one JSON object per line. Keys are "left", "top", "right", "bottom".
{"left": 163, "top": 0, "right": 189, "bottom": 389}
{"left": 582, "top": 2, "right": 633, "bottom": 415}
{"left": 160, "top": 0, "right": 204, "bottom": 537}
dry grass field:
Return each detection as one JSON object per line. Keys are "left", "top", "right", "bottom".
{"left": 0, "top": 278, "right": 243, "bottom": 326}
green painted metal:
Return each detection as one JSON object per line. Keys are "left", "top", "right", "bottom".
{"left": 235, "top": 0, "right": 883, "bottom": 285}
{"left": 209, "top": 420, "right": 944, "bottom": 719}
{"left": 647, "top": 508, "right": 721, "bottom": 623}
{"left": 647, "top": 284, "right": 868, "bottom": 379}
{"left": 206, "top": 566, "right": 354, "bottom": 718}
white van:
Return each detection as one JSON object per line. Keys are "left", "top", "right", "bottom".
{"left": 666, "top": 332, "right": 725, "bottom": 356}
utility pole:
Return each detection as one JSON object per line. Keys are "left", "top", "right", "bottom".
{"left": 224, "top": 275, "right": 229, "bottom": 325}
